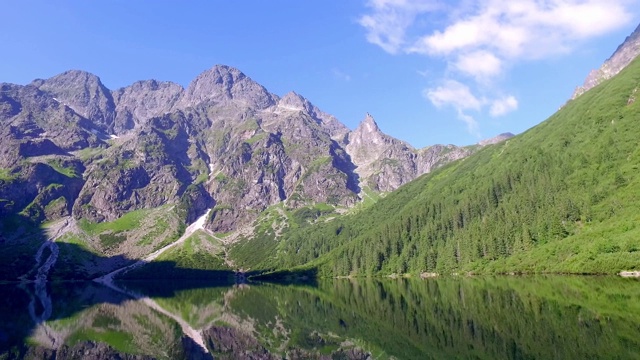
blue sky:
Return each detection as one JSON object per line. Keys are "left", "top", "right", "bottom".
{"left": 1, "top": 1, "right": 638, "bottom": 147}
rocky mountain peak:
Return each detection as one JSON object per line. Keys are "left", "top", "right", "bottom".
{"left": 181, "top": 64, "right": 276, "bottom": 109}
{"left": 572, "top": 23, "right": 640, "bottom": 99}
{"left": 0, "top": 64, "right": 492, "bottom": 247}
{"left": 33, "top": 69, "right": 116, "bottom": 132}
{"left": 274, "top": 91, "right": 350, "bottom": 140}
{"left": 349, "top": 113, "right": 386, "bottom": 146}
{"left": 358, "top": 113, "right": 380, "bottom": 133}
{"left": 277, "top": 91, "right": 312, "bottom": 112}
{"left": 124, "top": 79, "right": 184, "bottom": 93}
{"left": 111, "top": 79, "right": 185, "bottom": 133}
{"left": 34, "top": 70, "right": 104, "bottom": 88}
{"left": 478, "top": 132, "right": 514, "bottom": 146}
{"left": 344, "top": 112, "right": 476, "bottom": 193}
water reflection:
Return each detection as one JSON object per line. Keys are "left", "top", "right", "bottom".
{"left": 1, "top": 276, "right": 639, "bottom": 359}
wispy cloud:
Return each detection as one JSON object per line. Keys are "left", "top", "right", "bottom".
{"left": 425, "top": 79, "right": 483, "bottom": 111}
{"left": 358, "top": 0, "right": 441, "bottom": 54}
{"left": 408, "top": 0, "right": 632, "bottom": 60}
{"left": 453, "top": 50, "right": 502, "bottom": 83}
{"left": 490, "top": 96, "right": 519, "bottom": 117}
{"left": 424, "top": 80, "right": 483, "bottom": 136}
{"left": 455, "top": 108, "right": 480, "bottom": 137}
{"left": 332, "top": 68, "right": 352, "bottom": 82}
{"left": 359, "top": 0, "right": 635, "bottom": 134}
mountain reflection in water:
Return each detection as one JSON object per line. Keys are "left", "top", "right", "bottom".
{"left": 1, "top": 276, "right": 639, "bottom": 359}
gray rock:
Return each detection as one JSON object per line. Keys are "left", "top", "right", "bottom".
{"left": 180, "top": 65, "right": 277, "bottom": 110}
{"left": 345, "top": 113, "right": 481, "bottom": 193}
{"left": 572, "top": 23, "right": 640, "bottom": 99}
{"left": 0, "top": 64, "right": 492, "bottom": 254}
{"left": 112, "top": 79, "right": 184, "bottom": 133}
{"left": 33, "top": 70, "right": 116, "bottom": 133}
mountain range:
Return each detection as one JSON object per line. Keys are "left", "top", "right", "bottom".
{"left": 2, "top": 22, "right": 640, "bottom": 281}
{"left": 0, "top": 61, "right": 510, "bottom": 280}
{"left": 230, "top": 24, "right": 640, "bottom": 277}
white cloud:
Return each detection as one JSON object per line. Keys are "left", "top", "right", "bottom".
{"left": 425, "top": 80, "right": 484, "bottom": 136}
{"left": 453, "top": 50, "right": 502, "bottom": 81}
{"left": 425, "top": 81, "right": 518, "bottom": 131}
{"left": 407, "top": 0, "right": 633, "bottom": 60}
{"left": 490, "top": 96, "right": 519, "bottom": 117}
{"left": 456, "top": 108, "right": 480, "bottom": 137}
{"left": 359, "top": 0, "right": 635, "bottom": 132}
{"left": 358, "top": 0, "right": 441, "bottom": 54}
{"left": 425, "top": 80, "right": 483, "bottom": 111}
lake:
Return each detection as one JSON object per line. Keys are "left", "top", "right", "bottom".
{"left": 1, "top": 276, "right": 639, "bottom": 359}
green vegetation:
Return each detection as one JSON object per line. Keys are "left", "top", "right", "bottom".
{"left": 290, "top": 203, "right": 335, "bottom": 226}
{"left": 155, "top": 230, "right": 227, "bottom": 270}
{"left": 47, "top": 158, "right": 78, "bottom": 178}
{"left": 136, "top": 216, "right": 170, "bottom": 247}
{"left": 153, "top": 285, "right": 228, "bottom": 328}
{"left": 99, "top": 232, "right": 127, "bottom": 248}
{"left": 350, "top": 186, "right": 383, "bottom": 213}
{"left": 44, "top": 196, "right": 66, "bottom": 213}
{"left": 306, "top": 156, "right": 332, "bottom": 173}
{"left": 54, "top": 300, "right": 186, "bottom": 359}
{"left": 4, "top": 276, "right": 640, "bottom": 359}
{"left": 124, "top": 230, "right": 231, "bottom": 279}
{"left": 225, "top": 277, "right": 640, "bottom": 359}
{"left": 230, "top": 202, "right": 343, "bottom": 270}
{"left": 0, "top": 168, "right": 18, "bottom": 181}
{"left": 50, "top": 233, "right": 100, "bottom": 280}
{"left": 78, "top": 208, "right": 151, "bottom": 235}
{"left": 18, "top": 201, "right": 43, "bottom": 220}
{"left": 78, "top": 206, "right": 186, "bottom": 253}
{"left": 67, "top": 329, "right": 136, "bottom": 354}
{"left": 74, "top": 146, "right": 105, "bottom": 161}
{"left": 188, "top": 158, "right": 210, "bottom": 185}
{"left": 232, "top": 57, "right": 640, "bottom": 276}
{"left": 244, "top": 132, "right": 266, "bottom": 145}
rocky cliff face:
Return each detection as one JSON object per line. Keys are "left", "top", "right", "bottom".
{"left": 112, "top": 79, "right": 184, "bottom": 133}
{"left": 345, "top": 114, "right": 488, "bottom": 192}
{"left": 32, "top": 70, "right": 117, "bottom": 134}
{"left": 0, "top": 64, "right": 505, "bottom": 255}
{"left": 572, "top": 24, "right": 640, "bottom": 99}
{"left": 180, "top": 65, "right": 277, "bottom": 110}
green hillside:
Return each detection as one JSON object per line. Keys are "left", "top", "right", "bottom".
{"left": 232, "top": 57, "right": 640, "bottom": 276}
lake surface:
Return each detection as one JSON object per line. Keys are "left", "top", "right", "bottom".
{"left": 1, "top": 276, "right": 639, "bottom": 359}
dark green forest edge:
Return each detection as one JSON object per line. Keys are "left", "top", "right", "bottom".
{"left": 232, "top": 57, "right": 640, "bottom": 277}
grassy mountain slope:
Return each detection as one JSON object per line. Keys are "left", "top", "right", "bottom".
{"left": 231, "top": 57, "right": 640, "bottom": 276}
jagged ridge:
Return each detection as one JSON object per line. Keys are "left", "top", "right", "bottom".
{"left": 0, "top": 64, "right": 509, "bottom": 281}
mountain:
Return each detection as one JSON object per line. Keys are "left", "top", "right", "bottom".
{"left": 572, "top": 23, "right": 640, "bottom": 99}
{"left": 0, "top": 64, "right": 507, "bottom": 281}
{"left": 345, "top": 113, "right": 478, "bottom": 192}
{"left": 112, "top": 79, "right": 184, "bottom": 133}
{"left": 478, "top": 132, "right": 515, "bottom": 146}
{"left": 231, "top": 35, "right": 640, "bottom": 276}
{"left": 5, "top": 20, "right": 640, "bottom": 280}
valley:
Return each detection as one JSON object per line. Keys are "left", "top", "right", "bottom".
{"left": 3, "top": 3, "right": 640, "bottom": 359}
{"left": 1, "top": 21, "right": 640, "bottom": 284}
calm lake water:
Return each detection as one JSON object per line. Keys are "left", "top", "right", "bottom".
{"left": 1, "top": 276, "right": 639, "bottom": 359}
